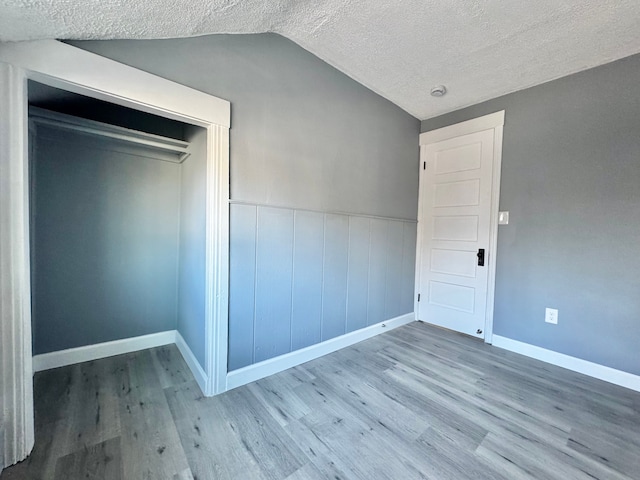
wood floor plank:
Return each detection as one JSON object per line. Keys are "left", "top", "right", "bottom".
{"left": 53, "top": 436, "right": 122, "bottom": 480}
{"left": 33, "top": 365, "right": 77, "bottom": 429}
{"left": 283, "top": 462, "right": 332, "bottom": 480}
{"left": 172, "top": 467, "right": 196, "bottom": 480}
{"left": 304, "top": 356, "right": 431, "bottom": 441}
{"left": 164, "top": 380, "right": 269, "bottom": 480}
{"left": 5, "top": 360, "right": 125, "bottom": 480}
{"left": 291, "top": 373, "right": 439, "bottom": 479}
{"left": 296, "top": 408, "right": 426, "bottom": 480}
{"left": 4, "top": 322, "right": 640, "bottom": 480}
{"left": 410, "top": 427, "right": 509, "bottom": 480}
{"left": 283, "top": 416, "right": 360, "bottom": 480}
{"left": 0, "top": 419, "right": 59, "bottom": 480}
{"left": 247, "top": 374, "right": 311, "bottom": 427}
{"left": 567, "top": 428, "right": 640, "bottom": 478}
{"left": 150, "top": 345, "right": 191, "bottom": 389}
{"left": 118, "top": 350, "right": 191, "bottom": 480}
{"left": 477, "top": 430, "right": 633, "bottom": 480}
{"left": 322, "top": 348, "right": 492, "bottom": 452}
{"left": 214, "top": 388, "right": 308, "bottom": 480}
{"left": 60, "top": 358, "right": 123, "bottom": 455}
{"left": 383, "top": 361, "right": 573, "bottom": 447}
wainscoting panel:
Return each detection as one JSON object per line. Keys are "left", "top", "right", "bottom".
{"left": 321, "top": 214, "right": 350, "bottom": 341}
{"left": 401, "top": 222, "right": 418, "bottom": 313}
{"left": 228, "top": 204, "right": 257, "bottom": 370}
{"left": 228, "top": 203, "right": 416, "bottom": 370}
{"left": 367, "top": 218, "right": 388, "bottom": 327}
{"left": 254, "top": 207, "right": 294, "bottom": 363}
{"left": 346, "top": 216, "right": 370, "bottom": 333}
{"left": 385, "top": 219, "right": 405, "bottom": 320}
{"left": 291, "top": 210, "right": 324, "bottom": 351}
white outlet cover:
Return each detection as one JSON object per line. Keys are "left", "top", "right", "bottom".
{"left": 498, "top": 211, "right": 509, "bottom": 225}
{"left": 545, "top": 307, "right": 558, "bottom": 324}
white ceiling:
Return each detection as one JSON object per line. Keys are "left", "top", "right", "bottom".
{"left": 2, "top": 0, "right": 640, "bottom": 119}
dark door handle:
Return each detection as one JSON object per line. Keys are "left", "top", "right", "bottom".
{"left": 477, "top": 249, "right": 485, "bottom": 266}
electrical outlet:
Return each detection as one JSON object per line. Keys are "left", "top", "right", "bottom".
{"left": 545, "top": 308, "right": 558, "bottom": 324}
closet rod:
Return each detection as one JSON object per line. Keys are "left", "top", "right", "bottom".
{"left": 29, "top": 106, "right": 191, "bottom": 163}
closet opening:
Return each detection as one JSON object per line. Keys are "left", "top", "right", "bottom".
{"left": 28, "top": 80, "right": 209, "bottom": 386}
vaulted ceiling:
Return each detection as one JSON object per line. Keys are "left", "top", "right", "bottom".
{"left": 2, "top": 0, "right": 640, "bottom": 119}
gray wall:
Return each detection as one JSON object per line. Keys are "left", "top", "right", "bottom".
{"left": 177, "top": 126, "right": 207, "bottom": 366}
{"left": 71, "top": 34, "right": 421, "bottom": 369}
{"left": 422, "top": 54, "right": 640, "bottom": 375}
{"left": 32, "top": 127, "right": 181, "bottom": 354}
{"left": 70, "top": 34, "right": 420, "bottom": 219}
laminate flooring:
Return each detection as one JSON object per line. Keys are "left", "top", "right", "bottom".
{"left": 3, "top": 322, "right": 640, "bottom": 479}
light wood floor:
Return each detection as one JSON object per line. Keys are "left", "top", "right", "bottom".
{"left": 3, "top": 322, "right": 640, "bottom": 479}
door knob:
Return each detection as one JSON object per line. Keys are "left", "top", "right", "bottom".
{"left": 477, "top": 249, "right": 485, "bottom": 266}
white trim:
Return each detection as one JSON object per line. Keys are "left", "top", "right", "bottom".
{"left": 31, "top": 330, "right": 210, "bottom": 395}
{"left": 0, "top": 62, "right": 35, "bottom": 469}
{"left": 414, "top": 146, "right": 427, "bottom": 318}
{"left": 226, "top": 313, "right": 415, "bottom": 390}
{"left": 0, "top": 41, "right": 230, "bottom": 128}
{"left": 419, "top": 110, "right": 505, "bottom": 145}
{"left": 492, "top": 335, "right": 640, "bottom": 393}
{"left": 175, "top": 332, "right": 208, "bottom": 394}
{"left": 32, "top": 331, "right": 176, "bottom": 372}
{"left": 0, "top": 39, "right": 230, "bottom": 467}
{"left": 205, "top": 124, "right": 230, "bottom": 396}
{"left": 483, "top": 124, "right": 504, "bottom": 344}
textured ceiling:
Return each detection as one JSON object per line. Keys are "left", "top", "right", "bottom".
{"left": 2, "top": 0, "right": 640, "bottom": 119}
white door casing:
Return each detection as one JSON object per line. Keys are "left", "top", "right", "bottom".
{"left": 0, "top": 40, "right": 230, "bottom": 468}
{"left": 0, "top": 61, "right": 34, "bottom": 473}
{"left": 416, "top": 111, "right": 504, "bottom": 341}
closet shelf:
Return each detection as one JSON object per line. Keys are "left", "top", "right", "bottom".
{"left": 29, "top": 106, "right": 191, "bottom": 163}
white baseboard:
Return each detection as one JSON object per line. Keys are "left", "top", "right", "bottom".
{"left": 175, "top": 331, "right": 208, "bottom": 394}
{"left": 226, "top": 313, "right": 416, "bottom": 390}
{"left": 492, "top": 335, "right": 640, "bottom": 393}
{"left": 32, "top": 330, "right": 209, "bottom": 394}
{"left": 32, "top": 331, "right": 176, "bottom": 372}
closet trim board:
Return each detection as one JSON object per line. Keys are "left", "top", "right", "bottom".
{"left": 29, "top": 106, "right": 191, "bottom": 163}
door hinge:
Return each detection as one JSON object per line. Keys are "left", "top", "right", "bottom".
{"left": 417, "top": 293, "right": 421, "bottom": 302}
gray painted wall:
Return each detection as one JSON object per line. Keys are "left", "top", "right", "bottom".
{"left": 32, "top": 127, "right": 181, "bottom": 354}
{"left": 422, "top": 54, "right": 640, "bottom": 375}
{"left": 71, "top": 34, "right": 421, "bottom": 370}
{"left": 177, "top": 126, "right": 208, "bottom": 366}
{"left": 70, "top": 34, "right": 420, "bottom": 220}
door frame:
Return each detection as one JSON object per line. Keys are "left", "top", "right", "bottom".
{"left": 0, "top": 40, "right": 230, "bottom": 467}
{"left": 416, "top": 111, "right": 504, "bottom": 343}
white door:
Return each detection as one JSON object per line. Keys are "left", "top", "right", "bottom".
{"left": 417, "top": 114, "right": 503, "bottom": 339}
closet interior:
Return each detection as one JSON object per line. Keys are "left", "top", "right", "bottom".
{"left": 28, "top": 80, "right": 208, "bottom": 373}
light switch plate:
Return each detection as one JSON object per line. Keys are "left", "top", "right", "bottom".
{"left": 498, "top": 211, "right": 509, "bottom": 225}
